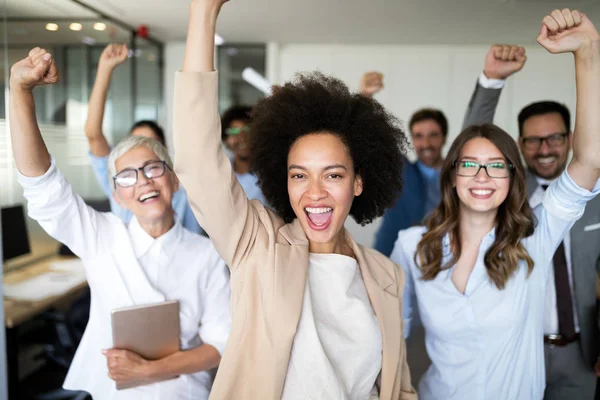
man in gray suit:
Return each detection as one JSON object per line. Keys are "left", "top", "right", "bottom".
{"left": 464, "top": 44, "right": 600, "bottom": 400}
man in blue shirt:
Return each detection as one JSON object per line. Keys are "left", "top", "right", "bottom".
{"left": 359, "top": 72, "right": 448, "bottom": 256}
{"left": 85, "top": 44, "right": 203, "bottom": 234}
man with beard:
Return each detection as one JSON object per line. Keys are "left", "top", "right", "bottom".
{"left": 360, "top": 52, "right": 524, "bottom": 256}
{"left": 464, "top": 44, "right": 600, "bottom": 400}
{"left": 221, "top": 105, "right": 266, "bottom": 204}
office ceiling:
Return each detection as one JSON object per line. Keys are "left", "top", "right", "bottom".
{"left": 5, "top": 0, "right": 600, "bottom": 45}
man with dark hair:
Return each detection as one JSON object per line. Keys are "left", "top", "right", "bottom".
{"left": 464, "top": 44, "right": 600, "bottom": 400}
{"left": 220, "top": 105, "right": 266, "bottom": 204}
{"left": 360, "top": 72, "right": 450, "bottom": 255}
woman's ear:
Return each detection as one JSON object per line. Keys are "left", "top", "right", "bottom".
{"left": 354, "top": 173, "right": 364, "bottom": 196}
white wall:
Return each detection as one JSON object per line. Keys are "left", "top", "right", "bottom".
{"left": 276, "top": 44, "right": 576, "bottom": 246}
{"left": 164, "top": 41, "right": 577, "bottom": 247}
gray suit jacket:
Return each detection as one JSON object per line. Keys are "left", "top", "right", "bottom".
{"left": 464, "top": 80, "right": 600, "bottom": 369}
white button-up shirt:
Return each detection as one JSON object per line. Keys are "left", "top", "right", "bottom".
{"left": 529, "top": 177, "right": 580, "bottom": 335}
{"left": 390, "top": 170, "right": 600, "bottom": 400}
{"left": 18, "top": 160, "right": 232, "bottom": 400}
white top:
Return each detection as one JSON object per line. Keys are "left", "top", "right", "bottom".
{"left": 530, "top": 176, "right": 580, "bottom": 335}
{"left": 18, "top": 160, "right": 232, "bottom": 400}
{"left": 390, "top": 169, "right": 600, "bottom": 400}
{"left": 281, "top": 253, "right": 382, "bottom": 400}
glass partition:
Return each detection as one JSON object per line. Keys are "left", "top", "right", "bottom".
{"left": 0, "top": 0, "right": 164, "bottom": 271}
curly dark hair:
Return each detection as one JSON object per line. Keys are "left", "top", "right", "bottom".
{"left": 249, "top": 72, "right": 409, "bottom": 225}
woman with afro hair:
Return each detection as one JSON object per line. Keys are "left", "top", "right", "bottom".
{"left": 173, "top": 1, "right": 416, "bottom": 399}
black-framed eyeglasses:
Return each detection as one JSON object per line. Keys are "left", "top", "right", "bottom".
{"left": 520, "top": 132, "right": 569, "bottom": 150}
{"left": 113, "top": 161, "right": 170, "bottom": 188}
{"left": 453, "top": 160, "right": 513, "bottom": 179}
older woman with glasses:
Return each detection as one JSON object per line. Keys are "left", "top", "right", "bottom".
{"left": 8, "top": 48, "right": 231, "bottom": 400}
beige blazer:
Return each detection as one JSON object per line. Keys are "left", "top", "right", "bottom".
{"left": 173, "top": 71, "right": 417, "bottom": 400}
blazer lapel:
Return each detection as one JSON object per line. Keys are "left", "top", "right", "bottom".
{"left": 272, "top": 220, "right": 310, "bottom": 397}
{"left": 349, "top": 237, "right": 401, "bottom": 400}
{"left": 525, "top": 170, "right": 538, "bottom": 199}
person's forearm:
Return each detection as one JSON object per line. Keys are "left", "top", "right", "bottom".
{"left": 183, "top": 1, "right": 220, "bottom": 72}
{"left": 85, "top": 66, "right": 112, "bottom": 156}
{"left": 568, "top": 41, "right": 600, "bottom": 189}
{"left": 9, "top": 87, "right": 51, "bottom": 177}
{"left": 147, "top": 344, "right": 220, "bottom": 380}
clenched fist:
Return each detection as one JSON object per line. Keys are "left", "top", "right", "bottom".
{"left": 10, "top": 47, "right": 60, "bottom": 91}
{"left": 483, "top": 45, "right": 527, "bottom": 80}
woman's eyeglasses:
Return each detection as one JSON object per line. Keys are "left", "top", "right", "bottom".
{"left": 454, "top": 160, "right": 513, "bottom": 179}
{"left": 113, "top": 160, "right": 170, "bottom": 188}
{"left": 225, "top": 126, "right": 250, "bottom": 136}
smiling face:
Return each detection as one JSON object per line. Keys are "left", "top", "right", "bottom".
{"left": 112, "top": 145, "right": 178, "bottom": 224}
{"left": 519, "top": 112, "right": 571, "bottom": 180}
{"left": 287, "top": 133, "right": 363, "bottom": 252}
{"left": 411, "top": 119, "right": 446, "bottom": 168}
{"left": 225, "top": 119, "right": 251, "bottom": 160}
{"left": 455, "top": 137, "right": 511, "bottom": 217}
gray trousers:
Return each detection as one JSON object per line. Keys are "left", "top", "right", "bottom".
{"left": 544, "top": 341, "right": 597, "bottom": 400}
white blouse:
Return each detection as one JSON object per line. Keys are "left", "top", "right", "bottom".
{"left": 281, "top": 253, "right": 382, "bottom": 400}
{"left": 18, "top": 160, "right": 232, "bottom": 400}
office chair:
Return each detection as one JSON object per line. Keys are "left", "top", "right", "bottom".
{"left": 35, "top": 290, "right": 91, "bottom": 400}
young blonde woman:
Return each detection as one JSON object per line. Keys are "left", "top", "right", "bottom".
{"left": 391, "top": 9, "right": 600, "bottom": 400}
{"left": 172, "top": 0, "right": 416, "bottom": 399}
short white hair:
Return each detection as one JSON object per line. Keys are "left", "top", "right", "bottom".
{"left": 107, "top": 136, "right": 173, "bottom": 192}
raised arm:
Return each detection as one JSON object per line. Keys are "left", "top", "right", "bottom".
{"left": 10, "top": 48, "right": 56, "bottom": 176}
{"left": 174, "top": 0, "right": 258, "bottom": 267}
{"left": 462, "top": 45, "right": 526, "bottom": 129}
{"left": 537, "top": 9, "right": 600, "bottom": 189}
{"left": 85, "top": 44, "right": 129, "bottom": 157}
{"left": 10, "top": 48, "right": 102, "bottom": 259}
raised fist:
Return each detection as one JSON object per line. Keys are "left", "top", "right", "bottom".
{"left": 537, "top": 9, "right": 600, "bottom": 54}
{"left": 10, "top": 47, "right": 60, "bottom": 91}
{"left": 483, "top": 45, "right": 527, "bottom": 80}
{"left": 98, "top": 44, "right": 129, "bottom": 71}
{"left": 360, "top": 72, "right": 384, "bottom": 97}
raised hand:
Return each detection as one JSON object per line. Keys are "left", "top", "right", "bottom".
{"left": 10, "top": 47, "right": 59, "bottom": 91}
{"left": 483, "top": 45, "right": 527, "bottom": 80}
{"left": 537, "top": 8, "right": 600, "bottom": 54}
{"left": 98, "top": 44, "right": 129, "bottom": 71}
{"left": 360, "top": 72, "right": 384, "bottom": 97}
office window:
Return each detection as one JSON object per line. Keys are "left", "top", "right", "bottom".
{"left": 0, "top": 0, "right": 164, "bottom": 271}
{"left": 217, "top": 44, "right": 267, "bottom": 113}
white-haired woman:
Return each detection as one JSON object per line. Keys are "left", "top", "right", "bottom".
{"left": 8, "top": 48, "right": 231, "bottom": 400}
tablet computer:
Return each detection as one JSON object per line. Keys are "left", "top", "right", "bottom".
{"left": 111, "top": 300, "right": 180, "bottom": 390}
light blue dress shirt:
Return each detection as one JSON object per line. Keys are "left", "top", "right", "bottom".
{"left": 390, "top": 170, "right": 600, "bottom": 400}
{"left": 88, "top": 152, "right": 204, "bottom": 235}
{"left": 416, "top": 161, "right": 441, "bottom": 216}
{"left": 236, "top": 171, "right": 267, "bottom": 206}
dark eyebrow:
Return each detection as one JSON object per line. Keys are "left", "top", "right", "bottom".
{"left": 288, "top": 164, "right": 348, "bottom": 172}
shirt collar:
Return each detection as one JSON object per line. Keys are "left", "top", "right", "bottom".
{"left": 416, "top": 160, "right": 441, "bottom": 179}
{"left": 535, "top": 175, "right": 556, "bottom": 187}
{"left": 128, "top": 216, "right": 182, "bottom": 260}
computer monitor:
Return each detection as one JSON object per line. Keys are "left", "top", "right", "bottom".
{"left": 1, "top": 205, "right": 31, "bottom": 262}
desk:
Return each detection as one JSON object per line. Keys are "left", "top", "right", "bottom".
{"left": 4, "top": 255, "right": 88, "bottom": 399}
